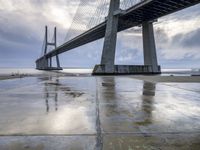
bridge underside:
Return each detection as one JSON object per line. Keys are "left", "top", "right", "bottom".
{"left": 36, "top": 0, "right": 200, "bottom": 74}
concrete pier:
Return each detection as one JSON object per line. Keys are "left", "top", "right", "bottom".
{"left": 93, "top": 2, "right": 161, "bottom": 75}
{"left": 142, "top": 21, "right": 160, "bottom": 73}
{"left": 99, "top": 0, "right": 120, "bottom": 73}
{"left": 36, "top": 26, "right": 62, "bottom": 70}
{"left": 93, "top": 65, "right": 161, "bottom": 75}
{"left": 36, "top": 57, "right": 62, "bottom": 70}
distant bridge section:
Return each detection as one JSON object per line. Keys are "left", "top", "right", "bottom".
{"left": 36, "top": 0, "right": 200, "bottom": 74}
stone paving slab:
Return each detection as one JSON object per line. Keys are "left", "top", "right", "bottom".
{"left": 0, "top": 136, "right": 96, "bottom": 150}
{"left": 103, "top": 133, "right": 200, "bottom": 150}
{"left": 0, "top": 75, "right": 199, "bottom": 149}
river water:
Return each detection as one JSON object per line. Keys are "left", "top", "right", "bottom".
{"left": 0, "top": 68, "right": 199, "bottom": 76}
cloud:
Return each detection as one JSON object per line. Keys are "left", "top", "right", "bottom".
{"left": 112, "top": 3, "right": 200, "bottom": 65}
{"left": 0, "top": 0, "right": 82, "bottom": 67}
{"left": 114, "top": 27, "right": 143, "bottom": 64}
{"left": 154, "top": 20, "right": 200, "bottom": 60}
{"left": 0, "top": 0, "right": 200, "bottom": 68}
{"left": 181, "top": 28, "right": 200, "bottom": 48}
{"left": 157, "top": 28, "right": 200, "bottom": 60}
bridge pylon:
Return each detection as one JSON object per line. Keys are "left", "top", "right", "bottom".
{"left": 93, "top": 0, "right": 161, "bottom": 75}
{"left": 142, "top": 21, "right": 160, "bottom": 73}
{"left": 36, "top": 26, "right": 62, "bottom": 70}
{"left": 93, "top": 0, "right": 120, "bottom": 74}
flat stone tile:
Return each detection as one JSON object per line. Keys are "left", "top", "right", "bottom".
{"left": 0, "top": 136, "right": 96, "bottom": 150}
{"left": 165, "top": 83, "right": 200, "bottom": 93}
{"left": 60, "top": 77, "right": 96, "bottom": 92}
{"left": 0, "top": 77, "right": 40, "bottom": 92}
{"left": 0, "top": 75, "right": 200, "bottom": 150}
{"left": 103, "top": 133, "right": 200, "bottom": 150}
{"left": 97, "top": 76, "right": 143, "bottom": 93}
{"left": 98, "top": 77, "right": 200, "bottom": 133}
{"left": 0, "top": 77, "right": 96, "bottom": 135}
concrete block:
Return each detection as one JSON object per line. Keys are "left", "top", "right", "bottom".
{"left": 93, "top": 65, "right": 161, "bottom": 75}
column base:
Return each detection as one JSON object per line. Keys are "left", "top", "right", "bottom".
{"left": 92, "top": 65, "right": 161, "bottom": 75}
{"left": 36, "top": 67, "right": 63, "bottom": 71}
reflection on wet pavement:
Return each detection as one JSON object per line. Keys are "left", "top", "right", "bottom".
{"left": 0, "top": 76, "right": 199, "bottom": 149}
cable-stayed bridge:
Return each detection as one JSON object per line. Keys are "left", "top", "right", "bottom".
{"left": 36, "top": 0, "right": 200, "bottom": 74}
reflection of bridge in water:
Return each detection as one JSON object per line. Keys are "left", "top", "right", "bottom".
{"left": 42, "top": 76, "right": 156, "bottom": 121}
{"left": 42, "top": 77, "right": 86, "bottom": 113}
{"left": 43, "top": 77, "right": 59, "bottom": 112}
{"left": 36, "top": 0, "right": 200, "bottom": 75}
{"left": 100, "top": 77, "right": 156, "bottom": 128}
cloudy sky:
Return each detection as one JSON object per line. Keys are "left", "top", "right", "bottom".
{"left": 0, "top": 0, "right": 200, "bottom": 69}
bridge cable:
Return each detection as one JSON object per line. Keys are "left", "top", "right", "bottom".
{"left": 89, "top": 0, "right": 108, "bottom": 28}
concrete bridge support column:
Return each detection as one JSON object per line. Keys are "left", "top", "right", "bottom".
{"left": 42, "top": 57, "right": 49, "bottom": 69}
{"left": 36, "top": 58, "right": 48, "bottom": 70}
{"left": 142, "top": 21, "right": 160, "bottom": 73}
{"left": 93, "top": 0, "right": 120, "bottom": 74}
{"left": 56, "top": 55, "right": 60, "bottom": 68}
{"left": 101, "top": 0, "right": 120, "bottom": 72}
{"left": 49, "top": 57, "right": 52, "bottom": 68}
{"left": 54, "top": 27, "right": 61, "bottom": 69}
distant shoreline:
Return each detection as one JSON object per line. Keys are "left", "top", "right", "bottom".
{"left": 0, "top": 74, "right": 200, "bottom": 83}
{"left": 132, "top": 75, "right": 200, "bottom": 83}
{"left": 0, "top": 75, "right": 26, "bottom": 81}
{"left": 0, "top": 68, "right": 199, "bottom": 82}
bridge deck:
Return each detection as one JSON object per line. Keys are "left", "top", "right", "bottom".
{"left": 36, "top": 0, "right": 200, "bottom": 62}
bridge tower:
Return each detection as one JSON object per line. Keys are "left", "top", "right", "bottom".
{"left": 36, "top": 26, "right": 62, "bottom": 70}
{"left": 142, "top": 21, "right": 160, "bottom": 73}
{"left": 93, "top": 0, "right": 161, "bottom": 75}
{"left": 93, "top": 0, "right": 120, "bottom": 74}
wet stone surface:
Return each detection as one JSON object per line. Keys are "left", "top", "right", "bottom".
{"left": 0, "top": 75, "right": 199, "bottom": 149}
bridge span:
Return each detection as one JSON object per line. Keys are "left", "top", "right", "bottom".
{"left": 36, "top": 0, "right": 200, "bottom": 74}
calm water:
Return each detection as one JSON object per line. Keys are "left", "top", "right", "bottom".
{"left": 0, "top": 68, "right": 199, "bottom": 76}
{"left": 0, "top": 68, "right": 93, "bottom": 76}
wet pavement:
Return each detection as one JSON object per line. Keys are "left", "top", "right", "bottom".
{"left": 0, "top": 75, "right": 199, "bottom": 149}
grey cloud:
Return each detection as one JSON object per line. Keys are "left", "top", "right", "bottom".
{"left": 155, "top": 27, "right": 169, "bottom": 45}
{"left": 179, "top": 28, "right": 200, "bottom": 48}
{"left": 154, "top": 26, "right": 200, "bottom": 60}
{"left": 0, "top": 0, "right": 200, "bottom": 68}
